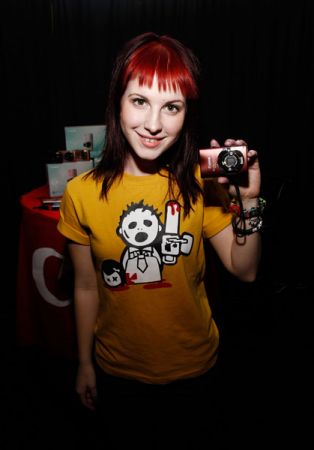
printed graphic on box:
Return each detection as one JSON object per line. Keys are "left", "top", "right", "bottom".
{"left": 64, "top": 125, "right": 106, "bottom": 165}
{"left": 47, "top": 160, "right": 94, "bottom": 197}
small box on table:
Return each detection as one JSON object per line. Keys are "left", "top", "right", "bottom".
{"left": 64, "top": 125, "right": 106, "bottom": 165}
{"left": 47, "top": 160, "right": 93, "bottom": 197}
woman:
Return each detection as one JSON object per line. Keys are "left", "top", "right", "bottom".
{"left": 58, "top": 32, "right": 262, "bottom": 449}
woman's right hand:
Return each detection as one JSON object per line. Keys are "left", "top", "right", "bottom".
{"left": 76, "top": 361, "right": 97, "bottom": 411}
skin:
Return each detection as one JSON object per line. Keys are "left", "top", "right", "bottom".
{"left": 120, "top": 75, "right": 187, "bottom": 176}
{"left": 70, "top": 75, "right": 261, "bottom": 410}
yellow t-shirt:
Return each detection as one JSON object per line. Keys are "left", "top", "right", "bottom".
{"left": 57, "top": 169, "right": 232, "bottom": 384}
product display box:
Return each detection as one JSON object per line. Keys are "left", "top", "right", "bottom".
{"left": 47, "top": 160, "right": 93, "bottom": 197}
{"left": 64, "top": 124, "right": 106, "bottom": 165}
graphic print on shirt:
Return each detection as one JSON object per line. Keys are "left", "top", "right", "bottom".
{"left": 101, "top": 259, "right": 125, "bottom": 288}
{"left": 101, "top": 200, "right": 193, "bottom": 287}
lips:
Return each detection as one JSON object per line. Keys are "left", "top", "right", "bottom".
{"left": 137, "top": 132, "right": 165, "bottom": 149}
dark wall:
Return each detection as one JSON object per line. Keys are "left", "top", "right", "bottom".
{"left": 1, "top": 0, "right": 313, "bottom": 290}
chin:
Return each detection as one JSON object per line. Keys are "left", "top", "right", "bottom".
{"left": 135, "top": 149, "right": 166, "bottom": 161}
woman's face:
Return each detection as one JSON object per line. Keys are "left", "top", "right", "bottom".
{"left": 120, "top": 75, "right": 186, "bottom": 174}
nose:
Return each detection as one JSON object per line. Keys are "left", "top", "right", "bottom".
{"left": 144, "top": 108, "right": 162, "bottom": 135}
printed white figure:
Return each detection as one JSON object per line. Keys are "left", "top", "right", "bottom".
{"left": 117, "top": 201, "right": 163, "bottom": 284}
{"left": 161, "top": 201, "right": 193, "bottom": 264}
{"left": 116, "top": 199, "right": 194, "bottom": 285}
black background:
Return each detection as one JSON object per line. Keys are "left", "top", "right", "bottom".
{"left": 0, "top": 2, "right": 313, "bottom": 447}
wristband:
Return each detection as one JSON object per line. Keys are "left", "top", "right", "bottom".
{"left": 229, "top": 197, "right": 266, "bottom": 219}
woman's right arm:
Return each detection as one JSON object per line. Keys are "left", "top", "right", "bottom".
{"left": 68, "top": 241, "right": 99, "bottom": 410}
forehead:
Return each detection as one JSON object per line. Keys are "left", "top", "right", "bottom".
{"left": 124, "top": 76, "right": 185, "bottom": 102}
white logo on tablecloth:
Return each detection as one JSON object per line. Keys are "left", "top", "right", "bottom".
{"left": 32, "top": 247, "right": 71, "bottom": 307}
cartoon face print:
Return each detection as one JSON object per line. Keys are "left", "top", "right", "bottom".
{"left": 115, "top": 199, "right": 193, "bottom": 286}
{"left": 101, "top": 259, "right": 124, "bottom": 288}
{"left": 117, "top": 201, "right": 162, "bottom": 248}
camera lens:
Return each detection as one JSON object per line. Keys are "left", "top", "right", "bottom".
{"left": 63, "top": 151, "right": 74, "bottom": 162}
{"left": 218, "top": 149, "right": 244, "bottom": 174}
{"left": 224, "top": 154, "right": 238, "bottom": 167}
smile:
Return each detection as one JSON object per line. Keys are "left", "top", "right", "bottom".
{"left": 137, "top": 133, "right": 165, "bottom": 148}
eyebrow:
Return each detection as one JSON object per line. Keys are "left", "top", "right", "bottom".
{"left": 128, "top": 93, "right": 185, "bottom": 104}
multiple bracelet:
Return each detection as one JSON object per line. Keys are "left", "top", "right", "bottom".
{"left": 230, "top": 197, "right": 266, "bottom": 237}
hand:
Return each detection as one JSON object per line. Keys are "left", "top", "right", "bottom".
{"left": 210, "top": 138, "right": 261, "bottom": 200}
{"left": 76, "top": 362, "right": 97, "bottom": 411}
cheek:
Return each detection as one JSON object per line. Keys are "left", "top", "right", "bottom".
{"left": 166, "top": 115, "right": 185, "bottom": 137}
{"left": 120, "top": 104, "right": 141, "bottom": 130}
{"left": 120, "top": 106, "right": 128, "bottom": 132}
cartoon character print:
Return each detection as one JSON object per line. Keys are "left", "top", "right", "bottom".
{"left": 116, "top": 200, "right": 163, "bottom": 284}
{"left": 101, "top": 259, "right": 125, "bottom": 288}
{"left": 161, "top": 201, "right": 194, "bottom": 266}
{"left": 102, "top": 199, "right": 194, "bottom": 288}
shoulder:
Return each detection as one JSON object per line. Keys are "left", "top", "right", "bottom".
{"left": 66, "top": 170, "right": 101, "bottom": 196}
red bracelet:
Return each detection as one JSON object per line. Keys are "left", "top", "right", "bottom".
{"left": 229, "top": 197, "right": 266, "bottom": 218}
{"left": 229, "top": 203, "right": 241, "bottom": 215}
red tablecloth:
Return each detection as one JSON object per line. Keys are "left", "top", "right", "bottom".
{"left": 16, "top": 185, "right": 77, "bottom": 359}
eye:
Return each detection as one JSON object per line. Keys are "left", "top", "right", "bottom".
{"left": 128, "top": 221, "right": 137, "bottom": 229}
{"left": 132, "top": 97, "right": 146, "bottom": 107}
{"left": 143, "top": 220, "right": 152, "bottom": 227}
{"left": 165, "top": 103, "right": 181, "bottom": 114}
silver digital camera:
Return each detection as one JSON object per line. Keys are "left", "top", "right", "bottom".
{"left": 199, "top": 145, "right": 248, "bottom": 178}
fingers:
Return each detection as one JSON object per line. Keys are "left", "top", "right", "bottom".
{"left": 224, "top": 138, "right": 248, "bottom": 146}
{"left": 210, "top": 139, "right": 220, "bottom": 148}
{"left": 210, "top": 138, "right": 249, "bottom": 149}
{"left": 248, "top": 149, "right": 258, "bottom": 157}
{"left": 217, "top": 176, "right": 230, "bottom": 184}
{"left": 76, "top": 362, "right": 97, "bottom": 411}
{"left": 80, "top": 386, "right": 97, "bottom": 411}
{"left": 247, "top": 149, "right": 259, "bottom": 166}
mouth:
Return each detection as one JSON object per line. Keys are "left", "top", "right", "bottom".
{"left": 135, "top": 232, "right": 148, "bottom": 242}
{"left": 137, "top": 133, "right": 165, "bottom": 149}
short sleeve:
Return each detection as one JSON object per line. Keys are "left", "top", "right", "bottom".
{"left": 196, "top": 167, "right": 232, "bottom": 239}
{"left": 203, "top": 206, "right": 232, "bottom": 239}
{"left": 57, "top": 184, "right": 90, "bottom": 245}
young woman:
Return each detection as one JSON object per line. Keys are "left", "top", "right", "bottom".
{"left": 58, "top": 32, "right": 262, "bottom": 449}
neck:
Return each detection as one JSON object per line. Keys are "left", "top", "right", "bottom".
{"left": 124, "top": 152, "right": 160, "bottom": 176}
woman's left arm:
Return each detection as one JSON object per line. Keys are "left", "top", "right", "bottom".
{"left": 209, "top": 138, "right": 262, "bottom": 282}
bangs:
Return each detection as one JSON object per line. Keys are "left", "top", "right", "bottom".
{"left": 122, "top": 42, "right": 198, "bottom": 99}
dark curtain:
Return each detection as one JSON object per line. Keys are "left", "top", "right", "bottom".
{"left": 1, "top": 0, "right": 313, "bottom": 292}
{"left": 1, "top": 3, "right": 312, "bottom": 443}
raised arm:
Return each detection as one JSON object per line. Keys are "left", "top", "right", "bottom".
{"left": 208, "top": 138, "right": 262, "bottom": 282}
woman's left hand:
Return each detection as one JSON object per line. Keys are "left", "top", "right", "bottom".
{"left": 210, "top": 138, "right": 261, "bottom": 200}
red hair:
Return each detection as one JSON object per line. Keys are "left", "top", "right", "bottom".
{"left": 121, "top": 37, "right": 199, "bottom": 99}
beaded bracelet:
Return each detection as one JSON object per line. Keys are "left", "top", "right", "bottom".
{"left": 232, "top": 215, "right": 263, "bottom": 236}
{"left": 230, "top": 184, "right": 266, "bottom": 237}
{"left": 230, "top": 194, "right": 266, "bottom": 236}
{"left": 229, "top": 197, "right": 266, "bottom": 219}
